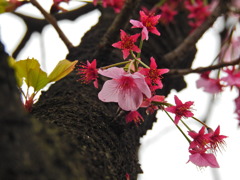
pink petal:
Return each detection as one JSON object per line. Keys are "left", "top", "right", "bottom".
{"left": 112, "top": 41, "right": 122, "bottom": 49}
{"left": 122, "top": 49, "right": 130, "bottom": 59}
{"left": 98, "top": 80, "right": 120, "bottom": 102}
{"left": 174, "top": 115, "right": 181, "bottom": 125}
{"left": 133, "top": 73, "right": 151, "bottom": 98}
{"left": 165, "top": 106, "right": 176, "bottom": 114}
{"left": 150, "top": 57, "right": 157, "bottom": 69}
{"left": 149, "top": 27, "right": 161, "bottom": 36}
{"left": 141, "top": 26, "right": 149, "bottom": 40}
{"left": 118, "top": 86, "right": 143, "bottom": 111}
{"left": 189, "top": 153, "right": 220, "bottom": 168}
{"left": 130, "top": 19, "right": 143, "bottom": 28}
{"left": 174, "top": 95, "right": 183, "bottom": 106}
{"left": 98, "top": 67, "right": 125, "bottom": 79}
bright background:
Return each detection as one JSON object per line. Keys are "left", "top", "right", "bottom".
{"left": 0, "top": 1, "right": 240, "bottom": 180}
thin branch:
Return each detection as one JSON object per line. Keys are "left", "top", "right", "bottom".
{"left": 30, "top": 0, "right": 74, "bottom": 51}
{"left": 168, "top": 57, "right": 240, "bottom": 76}
{"left": 163, "top": 2, "right": 227, "bottom": 63}
{"left": 12, "top": 4, "right": 96, "bottom": 58}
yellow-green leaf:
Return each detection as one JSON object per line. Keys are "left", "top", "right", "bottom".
{"left": 28, "top": 68, "right": 48, "bottom": 92}
{"left": 14, "top": 58, "right": 49, "bottom": 92}
{"left": 48, "top": 59, "right": 78, "bottom": 82}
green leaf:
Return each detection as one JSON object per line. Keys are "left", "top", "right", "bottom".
{"left": 14, "top": 58, "right": 48, "bottom": 92}
{"left": 48, "top": 59, "right": 78, "bottom": 82}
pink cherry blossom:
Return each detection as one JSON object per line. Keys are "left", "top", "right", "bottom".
{"left": 125, "top": 111, "right": 144, "bottom": 125}
{"left": 77, "top": 59, "right": 98, "bottom": 88}
{"left": 93, "top": 0, "right": 125, "bottom": 13}
{"left": 188, "top": 147, "right": 220, "bottom": 168}
{"left": 196, "top": 71, "right": 223, "bottom": 94}
{"left": 188, "top": 126, "right": 211, "bottom": 149}
{"left": 130, "top": 10, "right": 161, "bottom": 40}
{"left": 209, "top": 126, "right": 227, "bottom": 152}
{"left": 184, "top": 1, "right": 210, "bottom": 30}
{"left": 141, "top": 95, "right": 165, "bottom": 114}
{"left": 139, "top": 57, "right": 169, "bottom": 92}
{"left": 98, "top": 67, "right": 151, "bottom": 111}
{"left": 159, "top": 3, "right": 178, "bottom": 24}
{"left": 112, "top": 30, "right": 140, "bottom": 59}
{"left": 221, "top": 67, "right": 240, "bottom": 87}
{"left": 165, "top": 95, "right": 194, "bottom": 124}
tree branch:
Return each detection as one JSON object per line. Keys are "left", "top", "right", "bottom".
{"left": 169, "top": 57, "right": 240, "bottom": 76}
{"left": 12, "top": 3, "right": 96, "bottom": 58}
{"left": 30, "top": 0, "right": 74, "bottom": 51}
{"left": 163, "top": 1, "right": 227, "bottom": 63}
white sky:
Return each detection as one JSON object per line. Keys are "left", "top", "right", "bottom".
{"left": 0, "top": 1, "right": 240, "bottom": 180}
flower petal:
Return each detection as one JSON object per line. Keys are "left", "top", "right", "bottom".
{"left": 98, "top": 67, "right": 125, "bottom": 79}
{"left": 98, "top": 79, "right": 120, "bottom": 102}
{"left": 118, "top": 87, "right": 143, "bottom": 111}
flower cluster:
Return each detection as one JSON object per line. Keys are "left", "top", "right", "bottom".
{"left": 93, "top": 0, "right": 125, "bottom": 13}
{"left": 188, "top": 126, "right": 227, "bottom": 168}
{"left": 76, "top": 8, "right": 227, "bottom": 169}
{"left": 196, "top": 25, "right": 240, "bottom": 125}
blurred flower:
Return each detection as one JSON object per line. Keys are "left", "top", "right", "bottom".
{"left": 196, "top": 71, "right": 223, "bottom": 93}
{"left": 125, "top": 111, "right": 144, "bottom": 124}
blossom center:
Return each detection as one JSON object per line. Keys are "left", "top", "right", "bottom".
{"left": 118, "top": 76, "right": 135, "bottom": 89}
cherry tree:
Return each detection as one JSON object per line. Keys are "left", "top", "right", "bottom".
{"left": 0, "top": 0, "right": 238, "bottom": 179}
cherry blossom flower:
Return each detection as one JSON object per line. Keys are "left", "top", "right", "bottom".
{"left": 209, "top": 126, "right": 227, "bottom": 152}
{"left": 125, "top": 111, "right": 144, "bottom": 124}
{"left": 188, "top": 126, "right": 212, "bottom": 149}
{"left": 220, "top": 36, "right": 240, "bottom": 62}
{"left": 98, "top": 67, "right": 151, "bottom": 111}
{"left": 188, "top": 147, "right": 220, "bottom": 168}
{"left": 185, "top": 1, "right": 210, "bottom": 29}
{"left": 130, "top": 10, "right": 161, "bottom": 40}
{"left": 141, "top": 95, "right": 165, "bottom": 114}
{"left": 165, "top": 95, "right": 194, "bottom": 124}
{"left": 159, "top": 3, "right": 178, "bottom": 24}
{"left": 77, "top": 59, "right": 98, "bottom": 88}
{"left": 93, "top": 0, "right": 125, "bottom": 13}
{"left": 139, "top": 57, "right": 169, "bottom": 92}
{"left": 112, "top": 30, "right": 140, "bottom": 59}
{"left": 221, "top": 67, "right": 240, "bottom": 88}
{"left": 196, "top": 71, "right": 223, "bottom": 94}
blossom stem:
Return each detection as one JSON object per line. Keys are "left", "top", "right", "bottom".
{"left": 191, "top": 116, "right": 210, "bottom": 129}
{"left": 135, "top": 59, "right": 150, "bottom": 69}
{"left": 130, "top": 50, "right": 139, "bottom": 71}
{"left": 137, "top": 40, "right": 144, "bottom": 59}
{"left": 101, "top": 60, "right": 132, "bottom": 69}
{"left": 180, "top": 119, "right": 192, "bottom": 131}
{"left": 163, "top": 108, "right": 191, "bottom": 143}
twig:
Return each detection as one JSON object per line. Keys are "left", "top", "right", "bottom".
{"left": 30, "top": 0, "right": 74, "bottom": 51}
{"left": 12, "top": 4, "right": 96, "bottom": 58}
{"left": 168, "top": 57, "right": 240, "bottom": 76}
{"left": 163, "top": 2, "right": 227, "bottom": 63}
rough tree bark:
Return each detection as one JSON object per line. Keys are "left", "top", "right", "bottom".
{"left": 0, "top": 0, "right": 227, "bottom": 179}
